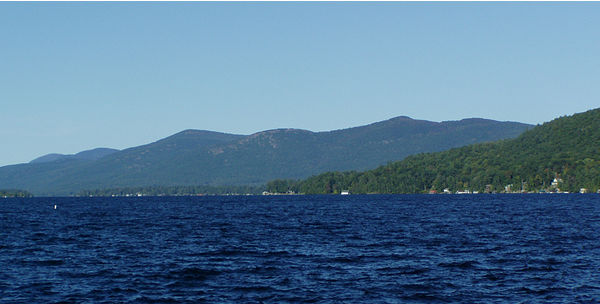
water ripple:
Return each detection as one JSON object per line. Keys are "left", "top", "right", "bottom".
{"left": 1, "top": 194, "right": 599, "bottom": 303}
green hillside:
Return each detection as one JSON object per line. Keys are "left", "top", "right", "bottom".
{"left": 273, "top": 109, "right": 600, "bottom": 194}
{"left": 0, "top": 117, "right": 530, "bottom": 196}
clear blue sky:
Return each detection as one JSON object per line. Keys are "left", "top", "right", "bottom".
{"left": 1, "top": 2, "right": 599, "bottom": 167}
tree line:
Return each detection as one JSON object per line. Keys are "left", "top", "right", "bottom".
{"left": 78, "top": 185, "right": 263, "bottom": 197}
{"left": 0, "top": 189, "right": 33, "bottom": 198}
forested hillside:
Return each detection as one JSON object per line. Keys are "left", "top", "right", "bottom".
{"left": 269, "top": 109, "right": 600, "bottom": 194}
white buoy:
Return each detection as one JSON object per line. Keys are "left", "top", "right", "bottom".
{"left": 54, "top": 204, "right": 57, "bottom": 210}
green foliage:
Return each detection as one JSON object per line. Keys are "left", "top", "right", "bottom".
{"left": 78, "top": 185, "right": 264, "bottom": 197}
{"left": 0, "top": 189, "right": 33, "bottom": 198}
{"left": 293, "top": 109, "right": 600, "bottom": 194}
{"left": 265, "top": 179, "right": 301, "bottom": 193}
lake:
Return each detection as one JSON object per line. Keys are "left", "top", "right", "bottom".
{"left": 1, "top": 194, "right": 599, "bottom": 303}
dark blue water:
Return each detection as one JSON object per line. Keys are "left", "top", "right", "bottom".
{"left": 1, "top": 194, "right": 599, "bottom": 303}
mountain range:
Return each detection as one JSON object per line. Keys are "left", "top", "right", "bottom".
{"left": 30, "top": 148, "right": 120, "bottom": 164}
{"left": 0, "top": 116, "right": 531, "bottom": 196}
{"left": 276, "top": 108, "right": 600, "bottom": 194}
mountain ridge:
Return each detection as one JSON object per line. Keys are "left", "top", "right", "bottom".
{"left": 1, "top": 115, "right": 531, "bottom": 196}
{"left": 30, "top": 148, "right": 120, "bottom": 164}
{"left": 273, "top": 108, "right": 600, "bottom": 194}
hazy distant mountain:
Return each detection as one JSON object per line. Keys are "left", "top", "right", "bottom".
{"left": 0, "top": 116, "right": 531, "bottom": 196}
{"left": 30, "top": 148, "right": 119, "bottom": 164}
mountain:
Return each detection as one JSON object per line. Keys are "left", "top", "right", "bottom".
{"left": 275, "top": 108, "right": 600, "bottom": 194}
{"left": 30, "top": 148, "right": 120, "bottom": 164}
{"left": 0, "top": 116, "right": 531, "bottom": 196}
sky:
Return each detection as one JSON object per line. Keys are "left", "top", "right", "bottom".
{"left": 1, "top": 2, "right": 599, "bottom": 167}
